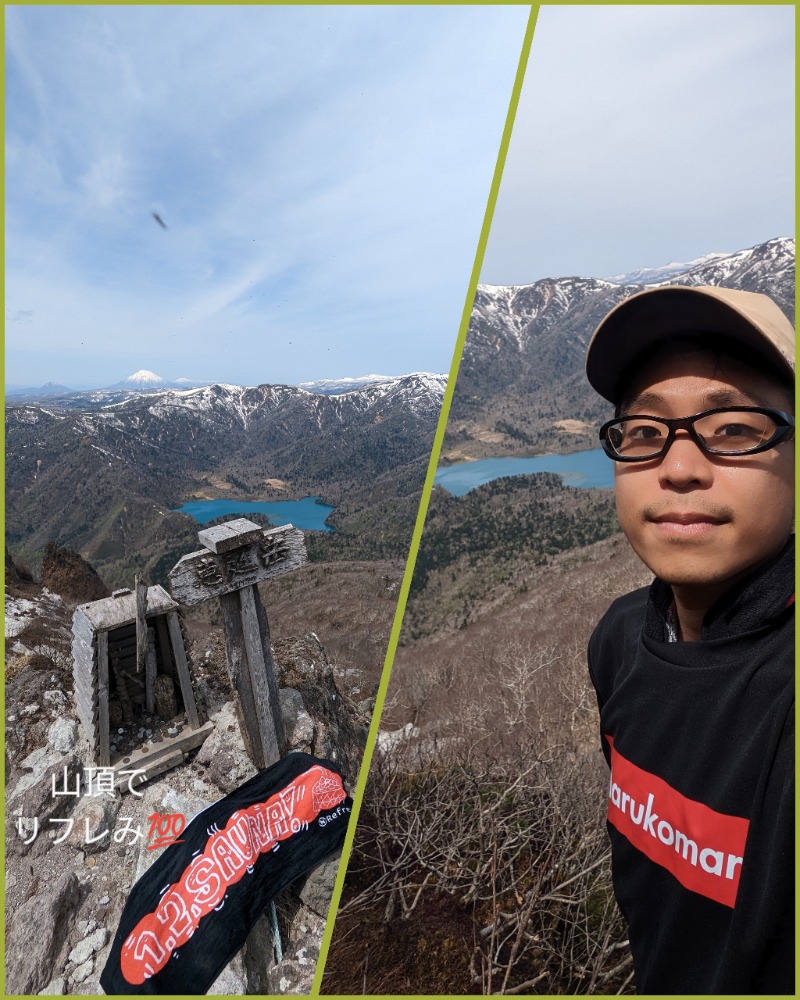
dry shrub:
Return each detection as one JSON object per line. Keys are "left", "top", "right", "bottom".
{"left": 324, "top": 739, "right": 631, "bottom": 995}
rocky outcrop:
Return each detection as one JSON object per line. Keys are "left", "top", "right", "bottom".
{"left": 40, "top": 543, "right": 110, "bottom": 604}
{"left": 5, "top": 606, "right": 364, "bottom": 995}
{"left": 274, "top": 632, "right": 370, "bottom": 786}
{"left": 6, "top": 872, "right": 83, "bottom": 995}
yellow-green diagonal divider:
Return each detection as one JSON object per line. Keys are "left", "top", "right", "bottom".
{"left": 311, "top": 5, "right": 540, "bottom": 994}
{"left": 1, "top": 4, "right": 7, "bottom": 989}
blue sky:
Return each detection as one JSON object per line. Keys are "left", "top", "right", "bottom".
{"left": 6, "top": 5, "right": 530, "bottom": 389}
{"left": 482, "top": 4, "right": 795, "bottom": 285}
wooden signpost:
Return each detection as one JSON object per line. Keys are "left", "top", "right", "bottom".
{"left": 169, "top": 519, "right": 307, "bottom": 769}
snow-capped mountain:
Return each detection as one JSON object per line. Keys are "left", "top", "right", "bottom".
{"left": 112, "top": 369, "right": 167, "bottom": 388}
{"left": 467, "top": 237, "right": 793, "bottom": 365}
{"left": 297, "top": 374, "right": 397, "bottom": 395}
{"left": 604, "top": 252, "right": 731, "bottom": 286}
{"left": 109, "top": 370, "right": 211, "bottom": 391}
{"left": 603, "top": 238, "right": 794, "bottom": 289}
{"left": 5, "top": 372, "right": 448, "bottom": 575}
{"left": 445, "top": 237, "right": 795, "bottom": 461}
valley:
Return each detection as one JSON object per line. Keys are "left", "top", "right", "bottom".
{"left": 5, "top": 373, "right": 446, "bottom": 589}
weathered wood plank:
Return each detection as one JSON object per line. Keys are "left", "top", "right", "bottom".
{"left": 72, "top": 613, "right": 95, "bottom": 642}
{"left": 166, "top": 611, "right": 200, "bottom": 729}
{"left": 113, "top": 720, "right": 215, "bottom": 793}
{"left": 136, "top": 576, "right": 148, "bottom": 675}
{"left": 97, "top": 630, "right": 110, "bottom": 767}
{"left": 220, "top": 591, "right": 265, "bottom": 768}
{"left": 198, "top": 518, "right": 265, "bottom": 554}
{"left": 146, "top": 629, "right": 157, "bottom": 714}
{"left": 72, "top": 633, "right": 95, "bottom": 661}
{"left": 74, "top": 692, "right": 96, "bottom": 731}
{"left": 74, "top": 671, "right": 96, "bottom": 707}
{"left": 77, "top": 585, "right": 178, "bottom": 630}
{"left": 74, "top": 686, "right": 94, "bottom": 715}
{"left": 239, "top": 586, "right": 283, "bottom": 767}
{"left": 169, "top": 525, "right": 306, "bottom": 605}
{"left": 116, "top": 748, "right": 185, "bottom": 794}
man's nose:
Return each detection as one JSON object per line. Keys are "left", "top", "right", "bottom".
{"left": 657, "top": 430, "right": 714, "bottom": 487}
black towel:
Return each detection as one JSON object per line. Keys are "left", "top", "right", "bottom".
{"left": 100, "top": 752, "right": 352, "bottom": 994}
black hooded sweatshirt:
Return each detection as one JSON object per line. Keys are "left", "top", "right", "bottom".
{"left": 588, "top": 537, "right": 794, "bottom": 994}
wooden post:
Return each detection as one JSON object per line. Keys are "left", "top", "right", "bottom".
{"left": 168, "top": 520, "right": 305, "bottom": 768}
{"left": 167, "top": 611, "right": 201, "bottom": 729}
{"left": 97, "top": 630, "right": 110, "bottom": 766}
{"left": 135, "top": 575, "right": 148, "bottom": 674}
{"left": 251, "top": 586, "right": 286, "bottom": 751}
{"left": 239, "top": 585, "right": 285, "bottom": 765}
{"left": 145, "top": 627, "right": 157, "bottom": 714}
{"left": 220, "top": 591, "right": 265, "bottom": 767}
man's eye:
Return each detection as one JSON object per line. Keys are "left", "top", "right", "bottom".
{"left": 711, "top": 419, "right": 766, "bottom": 440}
{"left": 627, "top": 423, "right": 663, "bottom": 440}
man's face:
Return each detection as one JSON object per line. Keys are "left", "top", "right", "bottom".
{"left": 613, "top": 347, "right": 794, "bottom": 599}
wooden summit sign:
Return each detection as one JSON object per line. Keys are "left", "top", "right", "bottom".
{"left": 169, "top": 519, "right": 307, "bottom": 769}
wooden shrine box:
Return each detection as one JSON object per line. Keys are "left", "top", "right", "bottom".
{"left": 71, "top": 584, "right": 212, "bottom": 791}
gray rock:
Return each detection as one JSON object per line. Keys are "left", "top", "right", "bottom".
{"left": 208, "top": 961, "right": 248, "bottom": 995}
{"left": 43, "top": 690, "right": 68, "bottom": 713}
{"left": 68, "top": 926, "right": 107, "bottom": 966}
{"left": 38, "top": 977, "right": 65, "bottom": 995}
{"left": 6, "top": 871, "right": 79, "bottom": 994}
{"left": 48, "top": 718, "right": 78, "bottom": 753}
{"left": 299, "top": 853, "right": 341, "bottom": 917}
{"left": 195, "top": 701, "right": 258, "bottom": 793}
{"left": 18, "top": 744, "right": 60, "bottom": 781}
{"left": 273, "top": 633, "right": 368, "bottom": 785}
{"left": 280, "top": 687, "right": 315, "bottom": 751}
{"left": 240, "top": 911, "right": 277, "bottom": 993}
{"left": 70, "top": 958, "right": 94, "bottom": 984}
{"left": 7, "top": 753, "right": 82, "bottom": 858}
{"left": 67, "top": 794, "right": 121, "bottom": 855}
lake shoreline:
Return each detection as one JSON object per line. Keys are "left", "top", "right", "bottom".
{"left": 171, "top": 495, "right": 336, "bottom": 532}
{"left": 435, "top": 449, "right": 614, "bottom": 497}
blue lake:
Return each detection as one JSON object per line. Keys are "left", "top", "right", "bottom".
{"left": 172, "top": 496, "right": 335, "bottom": 532}
{"left": 435, "top": 449, "right": 614, "bottom": 496}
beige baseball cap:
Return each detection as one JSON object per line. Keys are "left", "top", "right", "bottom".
{"left": 585, "top": 285, "right": 796, "bottom": 403}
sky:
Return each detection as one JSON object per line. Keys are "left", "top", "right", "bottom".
{"left": 5, "top": 5, "right": 530, "bottom": 389}
{"left": 482, "top": 4, "right": 795, "bottom": 285}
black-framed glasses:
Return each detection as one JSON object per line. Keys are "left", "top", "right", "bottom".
{"left": 599, "top": 407, "right": 795, "bottom": 462}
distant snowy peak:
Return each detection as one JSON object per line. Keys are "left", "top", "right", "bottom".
{"left": 462, "top": 237, "right": 795, "bottom": 370}
{"left": 604, "top": 237, "right": 794, "bottom": 287}
{"left": 480, "top": 237, "right": 793, "bottom": 295}
{"left": 330, "top": 372, "right": 446, "bottom": 397}
{"left": 117, "top": 372, "right": 448, "bottom": 428}
{"left": 297, "top": 374, "right": 397, "bottom": 395}
{"left": 109, "top": 371, "right": 211, "bottom": 391}
{"left": 119, "top": 369, "right": 166, "bottom": 386}
{"left": 605, "top": 252, "right": 731, "bottom": 286}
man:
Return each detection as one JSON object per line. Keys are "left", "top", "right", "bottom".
{"left": 584, "top": 285, "right": 794, "bottom": 994}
